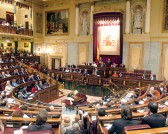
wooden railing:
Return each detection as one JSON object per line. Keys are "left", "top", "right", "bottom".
{"left": 0, "top": 25, "right": 33, "bottom": 36}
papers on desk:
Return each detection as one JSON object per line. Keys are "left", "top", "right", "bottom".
{"left": 6, "top": 124, "right": 13, "bottom": 127}
{"left": 7, "top": 98, "right": 14, "bottom": 103}
{"left": 83, "top": 112, "right": 88, "bottom": 117}
{"left": 21, "top": 125, "right": 28, "bottom": 129}
{"left": 78, "top": 110, "right": 83, "bottom": 114}
{"left": 139, "top": 100, "right": 144, "bottom": 105}
{"left": 137, "top": 109, "right": 145, "bottom": 113}
{"left": 91, "top": 116, "right": 96, "bottom": 121}
{"left": 29, "top": 94, "right": 34, "bottom": 97}
{"left": 14, "top": 128, "right": 23, "bottom": 134}
{"left": 165, "top": 101, "right": 168, "bottom": 106}
{"left": 104, "top": 123, "right": 112, "bottom": 130}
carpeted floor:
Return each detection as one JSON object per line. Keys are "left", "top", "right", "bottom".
{"left": 49, "top": 89, "right": 102, "bottom": 122}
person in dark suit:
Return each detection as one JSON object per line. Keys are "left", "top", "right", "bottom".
{"left": 108, "top": 106, "right": 139, "bottom": 134}
{"left": 141, "top": 101, "right": 166, "bottom": 128}
{"left": 27, "top": 110, "right": 53, "bottom": 133}
{"left": 83, "top": 69, "right": 88, "bottom": 77}
{"left": 106, "top": 58, "right": 112, "bottom": 67}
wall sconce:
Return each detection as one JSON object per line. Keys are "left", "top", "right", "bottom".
{"left": 36, "top": 47, "right": 52, "bottom": 56}
{"left": 38, "top": 50, "right": 49, "bottom": 56}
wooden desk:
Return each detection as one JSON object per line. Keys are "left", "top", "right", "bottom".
{"left": 12, "top": 80, "right": 59, "bottom": 103}
{"left": 49, "top": 71, "right": 163, "bottom": 88}
{"left": 110, "top": 77, "right": 163, "bottom": 88}
{"left": 125, "top": 127, "right": 168, "bottom": 134}
{"left": 3, "top": 127, "right": 59, "bottom": 134}
{"left": 0, "top": 116, "right": 60, "bottom": 124}
{"left": 0, "top": 108, "right": 61, "bottom": 118}
{"left": 98, "top": 107, "right": 168, "bottom": 122}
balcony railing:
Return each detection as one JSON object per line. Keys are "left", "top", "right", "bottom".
{"left": 0, "top": 25, "right": 33, "bottom": 36}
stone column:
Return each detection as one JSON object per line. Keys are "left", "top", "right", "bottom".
{"left": 145, "top": 0, "right": 151, "bottom": 33}
{"left": 125, "top": 0, "right": 131, "bottom": 34}
{"left": 14, "top": 41, "right": 18, "bottom": 54}
{"left": 90, "top": 3, "right": 94, "bottom": 35}
{"left": 75, "top": 4, "right": 79, "bottom": 35}
{"left": 14, "top": 2, "right": 17, "bottom": 27}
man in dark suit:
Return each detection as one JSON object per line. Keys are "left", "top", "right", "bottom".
{"left": 83, "top": 69, "right": 88, "bottom": 77}
{"left": 141, "top": 101, "right": 166, "bottom": 128}
{"left": 108, "top": 106, "right": 139, "bottom": 134}
{"left": 27, "top": 110, "right": 53, "bottom": 133}
{"left": 106, "top": 58, "right": 112, "bottom": 67}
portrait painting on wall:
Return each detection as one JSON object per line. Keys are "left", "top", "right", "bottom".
{"left": 7, "top": 43, "right": 12, "bottom": 47}
{"left": 46, "top": 10, "right": 68, "bottom": 35}
{"left": 24, "top": 43, "right": 29, "bottom": 48}
{"left": 36, "top": 12, "right": 43, "bottom": 34}
{"left": 163, "top": 0, "right": 168, "bottom": 31}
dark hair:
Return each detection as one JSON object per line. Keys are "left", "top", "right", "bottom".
{"left": 12, "top": 110, "right": 24, "bottom": 117}
{"left": 20, "top": 105, "right": 28, "bottom": 110}
{"left": 36, "top": 110, "right": 48, "bottom": 125}
{"left": 98, "top": 109, "right": 106, "bottom": 116}
{"left": 148, "top": 101, "right": 158, "bottom": 113}
{"left": 121, "top": 106, "right": 132, "bottom": 120}
{"left": 46, "top": 107, "right": 50, "bottom": 112}
{"left": 88, "top": 103, "right": 93, "bottom": 108}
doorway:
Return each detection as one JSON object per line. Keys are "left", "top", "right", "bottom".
{"left": 52, "top": 58, "right": 61, "bottom": 70}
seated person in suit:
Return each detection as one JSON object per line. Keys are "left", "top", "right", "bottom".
{"left": 24, "top": 68, "right": 29, "bottom": 74}
{"left": 141, "top": 101, "right": 166, "bottom": 128}
{"left": 108, "top": 106, "right": 139, "bottom": 134}
{"left": 19, "top": 68, "right": 25, "bottom": 74}
{"left": 106, "top": 58, "right": 112, "bottom": 67}
{"left": 0, "top": 71, "right": 6, "bottom": 78}
{"left": 18, "top": 77, "right": 26, "bottom": 84}
{"left": 27, "top": 110, "right": 53, "bottom": 133}
{"left": 5, "top": 71, "right": 11, "bottom": 77}
{"left": 83, "top": 69, "right": 88, "bottom": 77}
{"left": 35, "top": 81, "right": 42, "bottom": 91}
{"left": 11, "top": 79, "right": 18, "bottom": 87}
{"left": 98, "top": 57, "right": 104, "bottom": 67}
{"left": 92, "top": 62, "right": 97, "bottom": 67}
{"left": 65, "top": 68, "right": 70, "bottom": 72}
{"left": 150, "top": 74, "right": 156, "bottom": 80}
{"left": 34, "top": 74, "right": 41, "bottom": 80}
{"left": 111, "top": 63, "right": 117, "bottom": 68}
{"left": 39, "top": 81, "right": 45, "bottom": 89}
{"left": 21, "top": 86, "right": 31, "bottom": 97}
{"left": 51, "top": 73, "right": 56, "bottom": 79}
{"left": 18, "top": 91, "right": 28, "bottom": 100}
